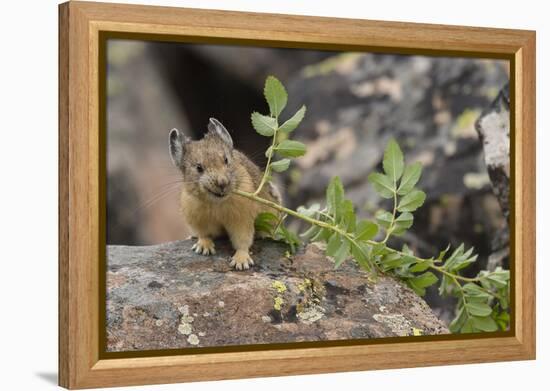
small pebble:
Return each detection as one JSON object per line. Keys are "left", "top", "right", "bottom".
{"left": 203, "top": 312, "right": 210, "bottom": 317}
{"left": 198, "top": 331, "right": 206, "bottom": 337}
{"left": 261, "top": 315, "right": 271, "bottom": 323}
{"left": 218, "top": 301, "right": 225, "bottom": 308}
{"left": 155, "top": 319, "right": 164, "bottom": 326}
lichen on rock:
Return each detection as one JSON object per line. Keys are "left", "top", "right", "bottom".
{"left": 106, "top": 239, "right": 449, "bottom": 352}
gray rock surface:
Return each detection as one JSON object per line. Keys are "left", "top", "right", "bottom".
{"left": 475, "top": 85, "right": 511, "bottom": 270}
{"left": 106, "top": 239, "right": 449, "bottom": 352}
{"left": 475, "top": 84, "right": 510, "bottom": 218}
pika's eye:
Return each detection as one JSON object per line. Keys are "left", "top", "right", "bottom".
{"left": 195, "top": 164, "right": 204, "bottom": 173}
{"left": 224, "top": 156, "right": 229, "bottom": 165}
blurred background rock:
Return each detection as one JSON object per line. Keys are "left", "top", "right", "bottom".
{"left": 106, "top": 39, "right": 509, "bottom": 323}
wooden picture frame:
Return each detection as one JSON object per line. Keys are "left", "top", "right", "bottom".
{"left": 59, "top": 1, "right": 536, "bottom": 389}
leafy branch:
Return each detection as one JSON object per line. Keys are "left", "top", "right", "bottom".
{"left": 251, "top": 76, "right": 306, "bottom": 196}
{"left": 234, "top": 75, "right": 510, "bottom": 334}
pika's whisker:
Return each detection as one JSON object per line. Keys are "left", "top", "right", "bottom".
{"left": 133, "top": 186, "right": 180, "bottom": 213}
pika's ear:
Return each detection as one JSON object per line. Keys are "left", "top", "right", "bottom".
{"left": 207, "top": 118, "right": 233, "bottom": 149}
{"left": 169, "top": 128, "right": 187, "bottom": 166}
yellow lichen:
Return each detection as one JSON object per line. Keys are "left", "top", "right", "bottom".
{"left": 412, "top": 327, "right": 423, "bottom": 336}
{"left": 271, "top": 280, "right": 287, "bottom": 293}
{"left": 298, "top": 278, "right": 312, "bottom": 292}
{"left": 273, "top": 296, "right": 284, "bottom": 311}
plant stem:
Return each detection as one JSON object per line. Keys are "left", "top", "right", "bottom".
{"left": 383, "top": 190, "right": 398, "bottom": 243}
{"left": 450, "top": 274, "right": 469, "bottom": 315}
{"left": 234, "top": 189, "right": 378, "bottom": 270}
{"left": 429, "top": 264, "right": 480, "bottom": 283}
{"left": 235, "top": 189, "right": 335, "bottom": 231}
{"left": 273, "top": 213, "right": 286, "bottom": 234}
{"left": 318, "top": 209, "right": 336, "bottom": 222}
{"left": 254, "top": 126, "right": 278, "bottom": 196}
{"left": 233, "top": 189, "right": 485, "bottom": 286}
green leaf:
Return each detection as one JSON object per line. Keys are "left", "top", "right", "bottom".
{"left": 484, "top": 269, "right": 510, "bottom": 288}
{"left": 411, "top": 272, "right": 438, "bottom": 288}
{"left": 494, "top": 311, "right": 510, "bottom": 330}
{"left": 254, "top": 212, "right": 278, "bottom": 235}
{"left": 300, "top": 224, "right": 321, "bottom": 240}
{"left": 326, "top": 177, "right": 345, "bottom": 220}
{"left": 340, "top": 199, "right": 356, "bottom": 232}
{"left": 270, "top": 159, "right": 291, "bottom": 172}
{"left": 397, "top": 189, "right": 426, "bottom": 212}
{"left": 407, "top": 280, "right": 426, "bottom": 297}
{"left": 449, "top": 306, "right": 467, "bottom": 333}
{"left": 275, "top": 140, "right": 307, "bottom": 158}
{"left": 311, "top": 227, "right": 331, "bottom": 242}
{"left": 383, "top": 138, "right": 404, "bottom": 184}
{"left": 351, "top": 241, "right": 372, "bottom": 271}
{"left": 355, "top": 220, "right": 378, "bottom": 241}
{"left": 444, "top": 243, "right": 464, "bottom": 270}
{"left": 397, "top": 162, "right": 422, "bottom": 195}
{"left": 367, "top": 172, "right": 395, "bottom": 199}
{"left": 333, "top": 239, "right": 350, "bottom": 268}
{"left": 460, "top": 318, "right": 475, "bottom": 333}
{"left": 276, "top": 224, "right": 301, "bottom": 254}
{"left": 453, "top": 254, "right": 478, "bottom": 271}
{"left": 326, "top": 233, "right": 341, "bottom": 257}
{"left": 375, "top": 210, "right": 393, "bottom": 229}
{"left": 438, "top": 275, "right": 453, "bottom": 296}
{"left": 472, "top": 316, "right": 498, "bottom": 332}
{"left": 499, "top": 295, "right": 509, "bottom": 311}
{"left": 462, "top": 283, "right": 492, "bottom": 300}
{"left": 437, "top": 244, "right": 451, "bottom": 261}
{"left": 264, "top": 75, "right": 288, "bottom": 117}
{"left": 410, "top": 260, "right": 431, "bottom": 273}
{"left": 402, "top": 244, "right": 413, "bottom": 256}
{"left": 392, "top": 212, "right": 413, "bottom": 235}
{"left": 465, "top": 302, "right": 493, "bottom": 317}
{"left": 372, "top": 242, "right": 389, "bottom": 256}
{"left": 381, "top": 253, "right": 402, "bottom": 270}
{"left": 279, "top": 105, "right": 306, "bottom": 133}
{"left": 251, "top": 112, "right": 277, "bottom": 136}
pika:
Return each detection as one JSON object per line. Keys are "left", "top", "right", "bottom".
{"left": 169, "top": 118, "right": 281, "bottom": 270}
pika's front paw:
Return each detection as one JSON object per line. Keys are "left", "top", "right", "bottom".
{"left": 230, "top": 250, "right": 254, "bottom": 270}
{"left": 192, "top": 238, "right": 216, "bottom": 255}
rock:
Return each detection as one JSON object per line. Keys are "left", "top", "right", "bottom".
{"left": 475, "top": 84, "right": 510, "bottom": 218}
{"left": 283, "top": 54, "right": 508, "bottom": 211}
{"left": 106, "top": 239, "right": 448, "bottom": 352}
{"left": 475, "top": 85, "right": 511, "bottom": 270}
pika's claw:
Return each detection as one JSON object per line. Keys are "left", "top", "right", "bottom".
{"left": 192, "top": 238, "right": 215, "bottom": 255}
{"left": 230, "top": 250, "right": 254, "bottom": 270}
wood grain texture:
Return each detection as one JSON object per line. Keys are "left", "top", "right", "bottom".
{"left": 58, "top": 1, "right": 536, "bottom": 388}
{"left": 58, "top": 3, "right": 70, "bottom": 387}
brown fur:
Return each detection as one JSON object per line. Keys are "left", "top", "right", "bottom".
{"left": 170, "top": 121, "right": 281, "bottom": 270}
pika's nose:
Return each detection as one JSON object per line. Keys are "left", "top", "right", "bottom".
{"left": 216, "top": 178, "right": 229, "bottom": 192}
